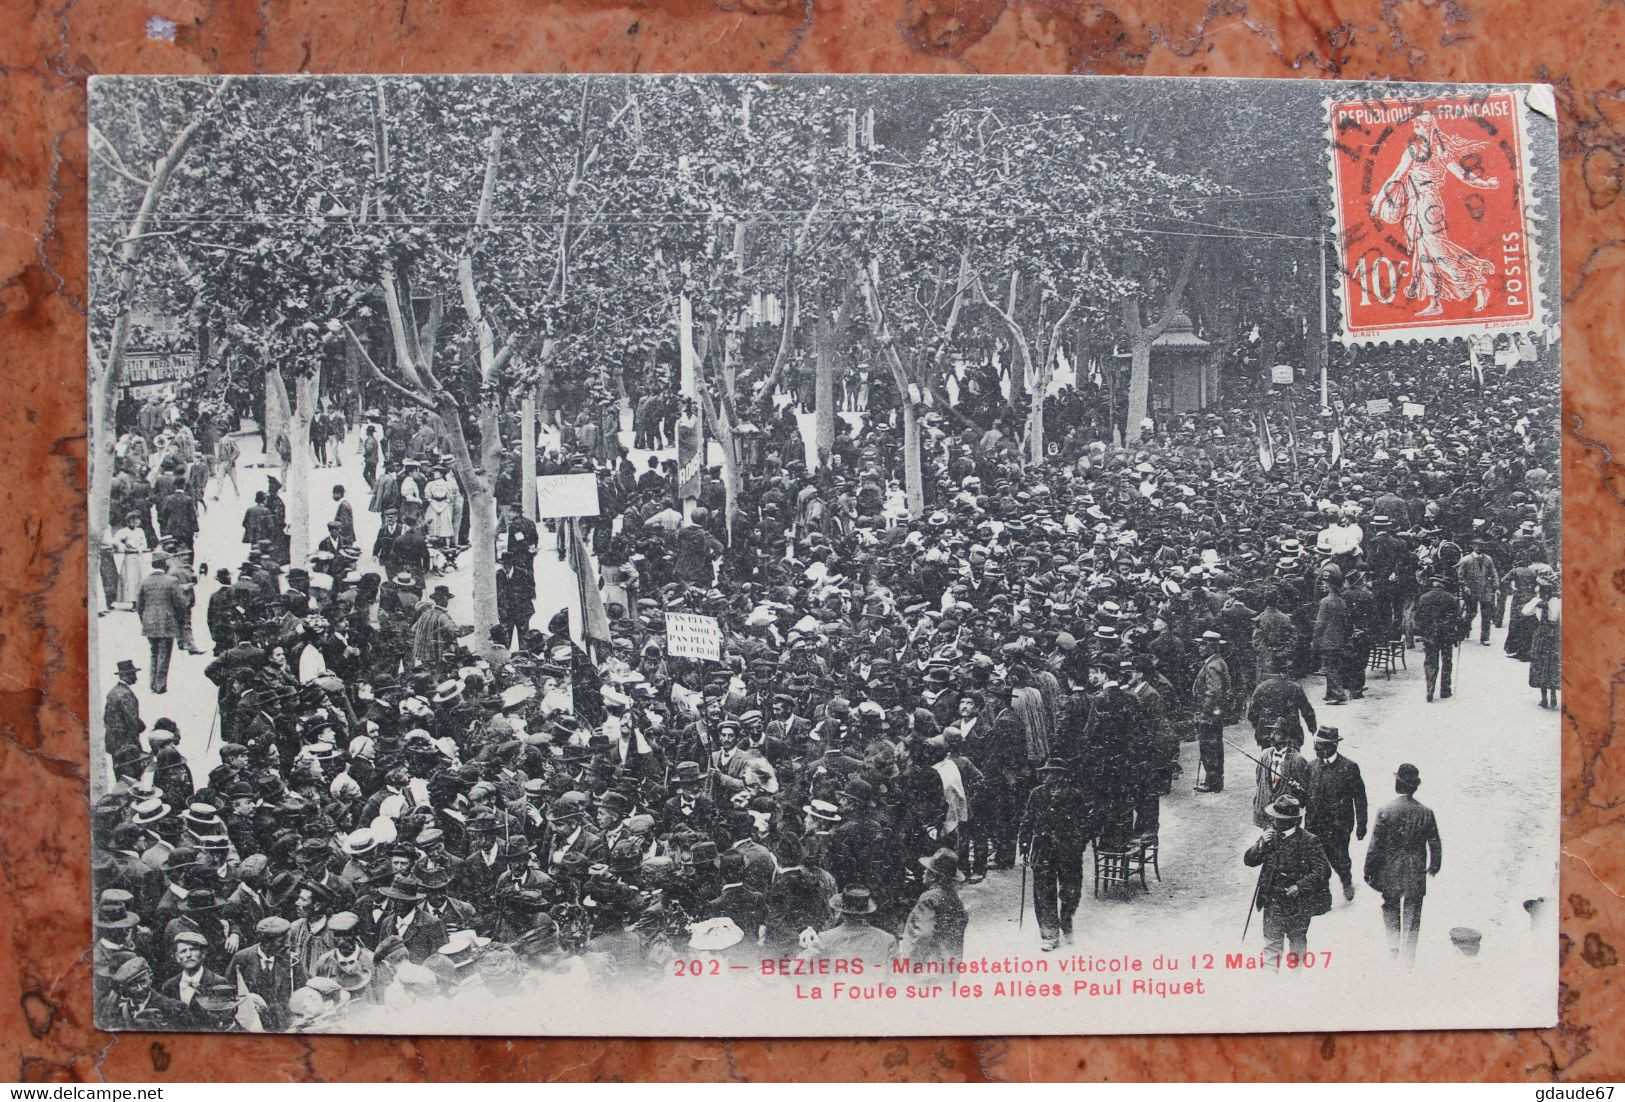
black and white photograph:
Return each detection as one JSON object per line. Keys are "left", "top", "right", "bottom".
{"left": 86, "top": 73, "right": 1561, "bottom": 1036}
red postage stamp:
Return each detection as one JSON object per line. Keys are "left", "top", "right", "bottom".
{"left": 1327, "top": 90, "right": 1544, "bottom": 345}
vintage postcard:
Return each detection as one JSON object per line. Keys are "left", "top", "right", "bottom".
{"left": 86, "top": 75, "right": 1560, "bottom": 1036}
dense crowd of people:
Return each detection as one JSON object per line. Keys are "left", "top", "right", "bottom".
{"left": 91, "top": 348, "right": 1559, "bottom": 1031}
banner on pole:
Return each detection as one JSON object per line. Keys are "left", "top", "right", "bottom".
{"left": 1365, "top": 398, "right": 1392, "bottom": 415}
{"left": 535, "top": 473, "right": 600, "bottom": 519}
{"left": 677, "top": 418, "right": 704, "bottom": 500}
{"left": 1402, "top": 401, "right": 1426, "bottom": 419}
{"left": 665, "top": 611, "right": 723, "bottom": 661}
{"left": 1270, "top": 364, "right": 1295, "bottom": 385}
{"left": 124, "top": 350, "right": 199, "bottom": 397}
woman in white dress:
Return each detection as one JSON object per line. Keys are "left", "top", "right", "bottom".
{"left": 110, "top": 512, "right": 149, "bottom": 608}
{"left": 423, "top": 476, "right": 455, "bottom": 573}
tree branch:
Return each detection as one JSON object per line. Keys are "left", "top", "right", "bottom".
{"left": 1149, "top": 240, "right": 1202, "bottom": 337}
{"left": 344, "top": 322, "right": 436, "bottom": 413}
{"left": 974, "top": 273, "right": 1035, "bottom": 386}
{"left": 460, "top": 125, "right": 504, "bottom": 387}
{"left": 753, "top": 198, "right": 820, "bottom": 408}
{"left": 378, "top": 272, "right": 430, "bottom": 394}
{"left": 89, "top": 125, "right": 153, "bottom": 189}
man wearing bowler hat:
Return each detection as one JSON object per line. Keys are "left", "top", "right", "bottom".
{"left": 1364, "top": 763, "right": 1443, "bottom": 966}
{"left": 1304, "top": 726, "right": 1368, "bottom": 901}
{"left": 798, "top": 886, "right": 898, "bottom": 967}
{"left": 1243, "top": 794, "right": 1333, "bottom": 969}
{"left": 1017, "top": 758, "right": 1091, "bottom": 952}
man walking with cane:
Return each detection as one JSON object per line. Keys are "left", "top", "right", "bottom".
{"left": 1017, "top": 758, "right": 1091, "bottom": 952}
{"left": 1415, "top": 574, "right": 1466, "bottom": 703}
{"left": 1242, "top": 794, "right": 1333, "bottom": 969}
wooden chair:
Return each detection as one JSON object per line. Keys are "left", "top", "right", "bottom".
{"left": 1368, "top": 638, "right": 1406, "bottom": 679}
{"left": 1092, "top": 842, "right": 1159, "bottom": 897}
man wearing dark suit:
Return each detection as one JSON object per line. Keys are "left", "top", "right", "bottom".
{"left": 103, "top": 658, "right": 145, "bottom": 762}
{"left": 161, "top": 931, "right": 227, "bottom": 1025}
{"left": 372, "top": 876, "right": 449, "bottom": 964}
{"left": 158, "top": 487, "right": 199, "bottom": 556}
{"left": 495, "top": 555, "right": 535, "bottom": 650}
{"left": 1364, "top": 763, "right": 1442, "bottom": 967}
{"left": 227, "top": 916, "right": 302, "bottom": 1031}
{"left": 1304, "top": 727, "right": 1369, "bottom": 901}
{"left": 900, "top": 848, "right": 968, "bottom": 964}
{"left": 1243, "top": 794, "right": 1333, "bottom": 969}
{"left": 241, "top": 493, "right": 273, "bottom": 549}
{"left": 1245, "top": 672, "right": 1317, "bottom": 750}
{"left": 504, "top": 512, "right": 540, "bottom": 587}
{"left": 391, "top": 520, "right": 432, "bottom": 580}
{"left": 1191, "top": 632, "right": 1231, "bottom": 793}
{"left": 1341, "top": 570, "right": 1376, "bottom": 699}
{"left": 222, "top": 854, "right": 272, "bottom": 933}
{"left": 1363, "top": 516, "right": 1408, "bottom": 640}
{"left": 1017, "top": 759, "right": 1093, "bottom": 952}
{"left": 330, "top": 484, "right": 356, "bottom": 546}
{"left": 763, "top": 835, "right": 836, "bottom": 954}
{"left": 542, "top": 802, "right": 609, "bottom": 870}
{"left": 372, "top": 510, "right": 404, "bottom": 575}
{"left": 705, "top": 853, "right": 768, "bottom": 944}
{"left": 1312, "top": 574, "right": 1353, "bottom": 705}
{"left": 1414, "top": 575, "right": 1466, "bottom": 702}
{"left": 100, "top": 956, "right": 188, "bottom": 1030}
{"left": 659, "top": 763, "right": 719, "bottom": 834}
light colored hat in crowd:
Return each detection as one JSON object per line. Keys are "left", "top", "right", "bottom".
{"left": 688, "top": 917, "right": 745, "bottom": 952}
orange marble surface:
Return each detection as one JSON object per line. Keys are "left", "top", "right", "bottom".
{"left": 1, "top": 0, "right": 1621, "bottom": 1082}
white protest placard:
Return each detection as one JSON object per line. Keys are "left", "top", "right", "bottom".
{"left": 1365, "top": 398, "right": 1393, "bottom": 415}
{"left": 1402, "top": 401, "right": 1426, "bottom": 418}
{"left": 535, "top": 472, "right": 600, "bottom": 519}
{"left": 665, "top": 611, "right": 722, "bottom": 662}
{"left": 1270, "top": 364, "right": 1295, "bottom": 385}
